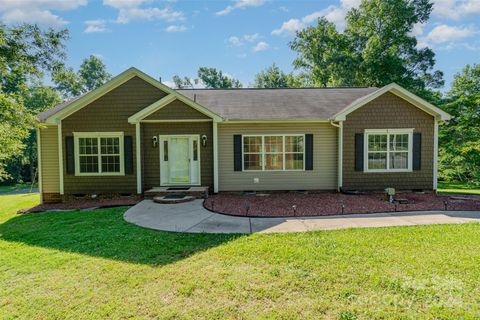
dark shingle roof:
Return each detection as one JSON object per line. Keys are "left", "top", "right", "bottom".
{"left": 38, "top": 87, "right": 379, "bottom": 121}
{"left": 177, "top": 88, "right": 378, "bottom": 120}
{"left": 37, "top": 93, "right": 87, "bottom": 121}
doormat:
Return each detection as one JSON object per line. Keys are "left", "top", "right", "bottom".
{"left": 166, "top": 187, "right": 190, "bottom": 191}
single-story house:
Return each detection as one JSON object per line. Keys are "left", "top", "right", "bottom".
{"left": 36, "top": 67, "right": 451, "bottom": 203}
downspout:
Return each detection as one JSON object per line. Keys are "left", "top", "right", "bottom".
{"left": 433, "top": 119, "right": 440, "bottom": 192}
{"left": 330, "top": 121, "right": 343, "bottom": 192}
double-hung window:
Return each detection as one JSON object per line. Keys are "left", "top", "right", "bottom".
{"left": 242, "top": 134, "right": 305, "bottom": 171}
{"left": 74, "top": 132, "right": 124, "bottom": 176}
{"left": 365, "top": 129, "right": 413, "bottom": 172}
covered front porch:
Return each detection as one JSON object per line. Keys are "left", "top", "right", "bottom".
{"left": 128, "top": 92, "right": 222, "bottom": 195}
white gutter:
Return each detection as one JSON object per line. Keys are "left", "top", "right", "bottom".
{"left": 433, "top": 120, "right": 439, "bottom": 191}
{"left": 57, "top": 123, "right": 64, "bottom": 195}
{"left": 136, "top": 123, "right": 142, "bottom": 194}
{"left": 36, "top": 128, "right": 43, "bottom": 204}
{"left": 213, "top": 121, "right": 219, "bottom": 193}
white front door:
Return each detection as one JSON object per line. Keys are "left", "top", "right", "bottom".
{"left": 159, "top": 135, "right": 200, "bottom": 185}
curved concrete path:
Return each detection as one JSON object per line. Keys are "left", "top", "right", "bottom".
{"left": 124, "top": 200, "right": 480, "bottom": 234}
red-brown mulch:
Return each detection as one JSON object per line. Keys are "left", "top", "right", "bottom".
{"left": 203, "top": 192, "right": 480, "bottom": 217}
{"left": 18, "top": 196, "right": 142, "bottom": 214}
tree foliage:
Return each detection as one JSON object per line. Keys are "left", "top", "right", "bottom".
{"left": 0, "top": 24, "right": 68, "bottom": 181}
{"left": 290, "top": 0, "right": 443, "bottom": 95}
{"left": 172, "top": 67, "right": 242, "bottom": 89}
{"left": 253, "top": 64, "right": 304, "bottom": 88}
{"left": 53, "top": 55, "right": 111, "bottom": 98}
{"left": 172, "top": 75, "right": 196, "bottom": 89}
{"left": 197, "top": 67, "right": 242, "bottom": 88}
{"left": 439, "top": 64, "right": 480, "bottom": 182}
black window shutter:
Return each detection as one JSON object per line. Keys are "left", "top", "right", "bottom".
{"left": 233, "top": 135, "right": 242, "bottom": 171}
{"left": 413, "top": 133, "right": 422, "bottom": 170}
{"left": 305, "top": 134, "right": 313, "bottom": 170}
{"left": 355, "top": 133, "right": 364, "bottom": 171}
{"left": 65, "top": 136, "right": 75, "bottom": 174}
{"left": 124, "top": 136, "right": 133, "bottom": 174}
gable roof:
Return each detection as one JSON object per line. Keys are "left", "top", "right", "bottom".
{"left": 128, "top": 93, "right": 223, "bottom": 123}
{"left": 332, "top": 83, "right": 451, "bottom": 121}
{"left": 38, "top": 67, "right": 222, "bottom": 124}
{"left": 38, "top": 67, "right": 451, "bottom": 123}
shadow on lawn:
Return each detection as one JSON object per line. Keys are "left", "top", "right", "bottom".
{"left": 0, "top": 207, "right": 241, "bottom": 266}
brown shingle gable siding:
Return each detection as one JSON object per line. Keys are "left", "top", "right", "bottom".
{"left": 61, "top": 76, "right": 168, "bottom": 194}
{"left": 343, "top": 92, "right": 434, "bottom": 190}
{"left": 144, "top": 100, "right": 211, "bottom": 120}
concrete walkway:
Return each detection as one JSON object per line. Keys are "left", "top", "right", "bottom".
{"left": 124, "top": 199, "right": 480, "bottom": 234}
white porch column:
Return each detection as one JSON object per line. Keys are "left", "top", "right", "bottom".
{"left": 213, "top": 121, "right": 219, "bottom": 193}
{"left": 136, "top": 122, "right": 142, "bottom": 194}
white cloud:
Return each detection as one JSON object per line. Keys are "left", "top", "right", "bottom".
{"left": 252, "top": 41, "right": 269, "bottom": 52}
{"left": 418, "top": 24, "right": 477, "bottom": 48}
{"left": 227, "top": 33, "right": 261, "bottom": 46}
{"left": 165, "top": 25, "right": 186, "bottom": 32}
{"left": 271, "top": 0, "right": 361, "bottom": 36}
{"left": 243, "top": 33, "right": 260, "bottom": 42}
{"left": 0, "top": 0, "right": 87, "bottom": 26}
{"left": 410, "top": 22, "right": 426, "bottom": 37}
{"left": 84, "top": 19, "right": 108, "bottom": 33}
{"left": 228, "top": 36, "right": 243, "bottom": 46}
{"left": 278, "top": 6, "right": 288, "bottom": 12}
{"left": 103, "top": 0, "right": 184, "bottom": 24}
{"left": 433, "top": 0, "right": 480, "bottom": 20}
{"left": 216, "top": 0, "right": 266, "bottom": 16}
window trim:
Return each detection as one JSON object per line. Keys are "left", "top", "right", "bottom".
{"left": 364, "top": 129, "right": 413, "bottom": 173}
{"left": 73, "top": 132, "right": 125, "bottom": 176}
{"left": 242, "top": 134, "right": 306, "bottom": 172}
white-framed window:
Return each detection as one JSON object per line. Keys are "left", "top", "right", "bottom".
{"left": 74, "top": 132, "right": 124, "bottom": 176}
{"left": 242, "top": 134, "right": 305, "bottom": 171}
{"left": 364, "top": 129, "right": 413, "bottom": 172}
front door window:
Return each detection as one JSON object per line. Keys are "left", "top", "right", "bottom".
{"left": 159, "top": 135, "right": 200, "bottom": 185}
{"left": 169, "top": 137, "right": 190, "bottom": 183}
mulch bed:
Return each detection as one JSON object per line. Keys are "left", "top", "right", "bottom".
{"left": 203, "top": 192, "right": 480, "bottom": 217}
{"left": 18, "top": 196, "right": 142, "bottom": 214}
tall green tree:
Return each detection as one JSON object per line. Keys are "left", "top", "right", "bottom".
{"left": 290, "top": 0, "right": 443, "bottom": 95}
{"left": 53, "top": 55, "right": 111, "bottom": 98}
{"left": 172, "top": 75, "right": 194, "bottom": 89}
{"left": 172, "top": 67, "right": 242, "bottom": 89}
{"left": 197, "top": 67, "right": 242, "bottom": 88}
{"left": 253, "top": 64, "right": 304, "bottom": 88}
{"left": 0, "top": 23, "right": 68, "bottom": 181}
{"left": 439, "top": 64, "right": 480, "bottom": 183}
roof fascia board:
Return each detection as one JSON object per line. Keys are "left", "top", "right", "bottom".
{"left": 128, "top": 94, "right": 223, "bottom": 124}
{"left": 128, "top": 94, "right": 176, "bottom": 123}
{"left": 45, "top": 68, "right": 138, "bottom": 124}
{"left": 333, "top": 83, "right": 451, "bottom": 121}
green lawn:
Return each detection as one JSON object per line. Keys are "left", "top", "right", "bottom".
{"left": 1, "top": 194, "right": 480, "bottom": 319}
{"left": 438, "top": 181, "right": 480, "bottom": 195}
{"left": 0, "top": 182, "right": 37, "bottom": 193}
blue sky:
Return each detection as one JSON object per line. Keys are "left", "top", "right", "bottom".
{"left": 1, "top": 0, "right": 479, "bottom": 90}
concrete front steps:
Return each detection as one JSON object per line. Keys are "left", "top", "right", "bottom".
{"left": 144, "top": 186, "right": 209, "bottom": 200}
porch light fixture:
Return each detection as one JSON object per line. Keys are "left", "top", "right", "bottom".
{"left": 201, "top": 134, "right": 207, "bottom": 147}
{"left": 152, "top": 136, "right": 158, "bottom": 148}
